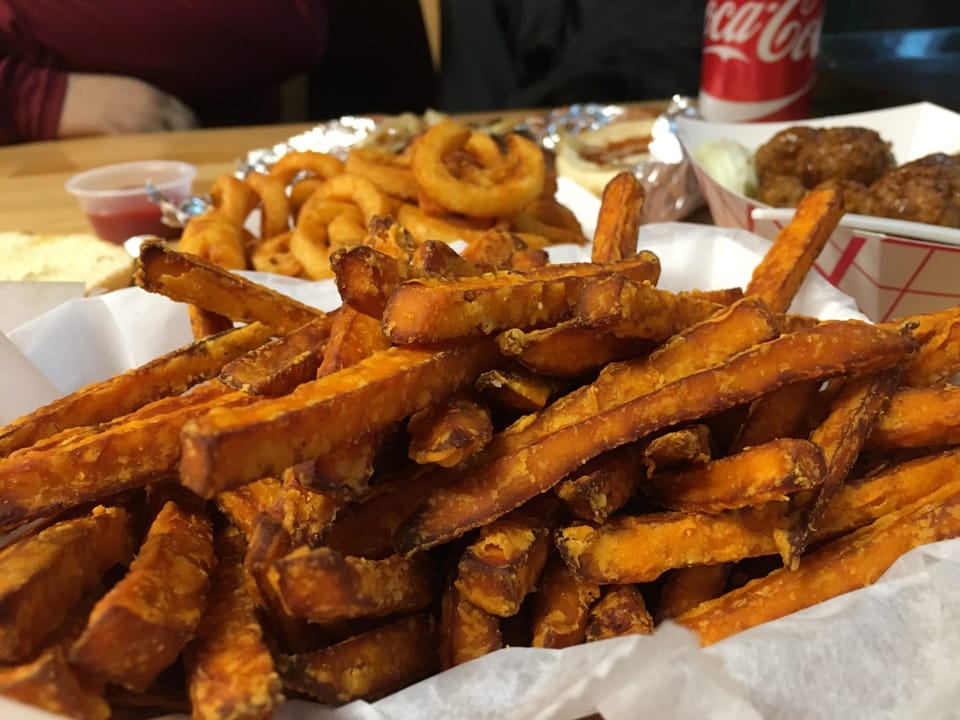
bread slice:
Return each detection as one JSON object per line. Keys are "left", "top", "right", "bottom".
{"left": 0, "top": 232, "right": 134, "bottom": 293}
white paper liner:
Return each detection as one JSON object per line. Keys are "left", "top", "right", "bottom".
{"left": 7, "top": 178, "right": 957, "bottom": 720}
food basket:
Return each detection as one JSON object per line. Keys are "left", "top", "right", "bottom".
{"left": 676, "top": 102, "right": 960, "bottom": 321}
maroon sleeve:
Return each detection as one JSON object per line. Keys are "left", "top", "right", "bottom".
{"left": 0, "top": 2, "right": 67, "bottom": 144}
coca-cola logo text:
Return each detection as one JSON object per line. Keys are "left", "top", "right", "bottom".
{"left": 703, "top": 0, "right": 822, "bottom": 64}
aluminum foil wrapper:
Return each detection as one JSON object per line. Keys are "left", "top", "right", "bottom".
{"left": 154, "top": 98, "right": 704, "bottom": 227}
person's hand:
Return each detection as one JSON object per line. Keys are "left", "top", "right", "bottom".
{"left": 58, "top": 73, "right": 199, "bottom": 138}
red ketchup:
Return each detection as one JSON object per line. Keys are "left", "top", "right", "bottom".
{"left": 86, "top": 202, "right": 180, "bottom": 245}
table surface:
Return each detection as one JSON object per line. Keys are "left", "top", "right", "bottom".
{"left": 0, "top": 123, "right": 318, "bottom": 236}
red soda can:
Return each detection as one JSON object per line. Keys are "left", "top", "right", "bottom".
{"left": 699, "top": 0, "right": 824, "bottom": 122}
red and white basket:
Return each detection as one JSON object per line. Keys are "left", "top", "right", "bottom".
{"left": 677, "top": 102, "right": 960, "bottom": 321}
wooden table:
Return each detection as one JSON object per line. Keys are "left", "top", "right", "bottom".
{"left": 0, "top": 123, "right": 316, "bottom": 235}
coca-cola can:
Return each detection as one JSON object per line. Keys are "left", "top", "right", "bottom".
{"left": 699, "top": 0, "right": 824, "bottom": 123}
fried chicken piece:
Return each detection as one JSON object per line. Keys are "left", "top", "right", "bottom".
{"left": 756, "top": 174, "right": 806, "bottom": 208}
{"left": 864, "top": 153, "right": 960, "bottom": 227}
{"left": 754, "top": 126, "right": 819, "bottom": 182}
{"left": 813, "top": 178, "right": 870, "bottom": 215}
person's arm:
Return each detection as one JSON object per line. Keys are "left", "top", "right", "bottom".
{"left": 0, "top": 53, "right": 66, "bottom": 144}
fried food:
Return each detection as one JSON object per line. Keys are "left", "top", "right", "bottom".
{"left": 867, "top": 384, "right": 960, "bottom": 449}
{"left": 331, "top": 244, "right": 424, "bottom": 319}
{"left": 900, "top": 317, "right": 960, "bottom": 387}
{"left": 644, "top": 437, "right": 825, "bottom": 514}
{"left": 277, "top": 613, "right": 438, "bottom": 704}
{"left": 496, "top": 321, "right": 652, "bottom": 378}
{"left": 474, "top": 367, "right": 558, "bottom": 413}
{"left": 454, "top": 512, "right": 552, "bottom": 617}
{"left": 0, "top": 647, "right": 110, "bottom": 720}
{"left": 267, "top": 548, "right": 435, "bottom": 622}
{"left": 177, "top": 210, "right": 248, "bottom": 271}
{"left": 315, "top": 173, "right": 394, "bottom": 224}
{"left": 782, "top": 369, "right": 899, "bottom": 566}
{"left": 180, "top": 341, "right": 502, "bottom": 497}
{"left": 584, "top": 586, "right": 654, "bottom": 642}
{"left": 210, "top": 175, "right": 258, "bottom": 228}
{"left": 408, "top": 392, "right": 493, "bottom": 467}
{"left": 642, "top": 424, "right": 713, "bottom": 475}
{"left": 135, "top": 239, "right": 328, "bottom": 336}
{"left": 554, "top": 443, "right": 646, "bottom": 524}
{"left": 729, "top": 381, "right": 821, "bottom": 453}
{"left": 0, "top": 385, "right": 250, "bottom": 526}
{"left": 244, "top": 172, "right": 291, "bottom": 239}
{"left": 745, "top": 187, "right": 844, "bottom": 314}
{"left": 185, "top": 526, "right": 283, "bottom": 720}
{"left": 676, "top": 479, "right": 960, "bottom": 646}
{"left": 316, "top": 305, "right": 391, "bottom": 377}
{"left": 530, "top": 556, "right": 600, "bottom": 649}
{"left": 412, "top": 119, "right": 545, "bottom": 218}
{"left": 381, "top": 253, "right": 661, "bottom": 344}
{"left": 0, "top": 322, "right": 272, "bottom": 457}
{"left": 0, "top": 506, "right": 132, "bottom": 664}
{"left": 250, "top": 231, "right": 303, "bottom": 277}
{"left": 591, "top": 171, "right": 643, "bottom": 263}
{"left": 267, "top": 150, "right": 345, "bottom": 186}
{"left": 864, "top": 153, "right": 960, "bottom": 227}
{"left": 656, "top": 564, "right": 732, "bottom": 621}
{"left": 219, "top": 318, "right": 329, "bottom": 397}
{"left": 439, "top": 585, "right": 503, "bottom": 669}
{"left": 345, "top": 147, "right": 418, "bottom": 200}
{"left": 396, "top": 319, "right": 913, "bottom": 554}
{"left": 69, "top": 500, "right": 215, "bottom": 692}
{"left": 576, "top": 276, "right": 723, "bottom": 339}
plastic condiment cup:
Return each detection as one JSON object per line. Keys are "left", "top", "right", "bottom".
{"left": 65, "top": 160, "right": 197, "bottom": 245}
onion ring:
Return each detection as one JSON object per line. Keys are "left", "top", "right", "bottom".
{"left": 317, "top": 173, "right": 395, "bottom": 223}
{"left": 251, "top": 231, "right": 304, "bottom": 277}
{"left": 510, "top": 198, "right": 587, "bottom": 245}
{"left": 179, "top": 210, "right": 248, "bottom": 270}
{"left": 268, "top": 151, "right": 345, "bottom": 186}
{"left": 412, "top": 120, "right": 545, "bottom": 218}
{"left": 397, "top": 203, "right": 498, "bottom": 245}
{"left": 290, "top": 196, "right": 365, "bottom": 279}
{"left": 345, "top": 148, "right": 418, "bottom": 201}
{"left": 210, "top": 175, "right": 258, "bottom": 229}
{"left": 244, "top": 172, "right": 292, "bottom": 239}
{"left": 290, "top": 177, "right": 326, "bottom": 219}
{"left": 327, "top": 212, "right": 367, "bottom": 249}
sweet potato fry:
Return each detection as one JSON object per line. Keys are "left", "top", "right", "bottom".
{"left": 0, "top": 647, "right": 110, "bottom": 720}
{"left": 397, "top": 319, "right": 914, "bottom": 554}
{"left": 185, "top": 526, "right": 283, "bottom": 720}
{"left": 215, "top": 476, "right": 284, "bottom": 542}
{"left": 691, "top": 286, "right": 746, "bottom": 306}
{"left": 382, "top": 253, "right": 662, "bottom": 344}
{"left": 69, "top": 500, "right": 215, "bottom": 692}
{"left": 460, "top": 228, "right": 528, "bottom": 269}
{"left": 577, "top": 276, "right": 724, "bottom": 339}
{"left": 867, "top": 384, "right": 960, "bottom": 450}
{"left": 411, "top": 239, "right": 484, "bottom": 278}
{"left": 496, "top": 321, "right": 652, "bottom": 378}
{"left": 316, "top": 305, "right": 392, "bottom": 377}
{"left": 879, "top": 303, "right": 960, "bottom": 344}
{"left": 0, "top": 322, "right": 272, "bottom": 457}
{"left": 900, "top": 318, "right": 960, "bottom": 387}
{"left": 0, "top": 506, "right": 132, "bottom": 664}
{"left": 135, "top": 239, "right": 327, "bottom": 336}
{"left": 286, "top": 436, "right": 380, "bottom": 501}
{"left": 556, "top": 511, "right": 780, "bottom": 584}
{"left": 585, "top": 585, "right": 654, "bottom": 642}
{"left": 474, "top": 367, "right": 558, "bottom": 414}
{"left": 675, "top": 478, "right": 960, "bottom": 646}
{"left": 783, "top": 369, "right": 900, "bottom": 566}
{"left": 273, "top": 471, "right": 342, "bottom": 546}
{"left": 439, "top": 585, "right": 504, "bottom": 669}
{"left": 656, "top": 564, "right": 732, "bottom": 621}
{"left": 745, "top": 187, "right": 844, "bottom": 314}
{"left": 408, "top": 392, "right": 493, "bottom": 467}
{"left": 267, "top": 547, "right": 435, "bottom": 622}
{"left": 530, "top": 555, "right": 601, "bottom": 649}
{"left": 276, "top": 613, "right": 438, "bottom": 704}
{"left": 0, "top": 386, "right": 251, "bottom": 526}
{"left": 188, "top": 306, "right": 236, "bottom": 341}
{"left": 817, "top": 448, "right": 960, "bottom": 538}
{"left": 591, "top": 171, "right": 644, "bottom": 263}
{"left": 728, "top": 381, "right": 822, "bottom": 453}
{"left": 454, "top": 513, "right": 552, "bottom": 617}
{"left": 642, "top": 424, "right": 713, "bottom": 475}
{"left": 322, "top": 465, "right": 446, "bottom": 560}
{"left": 179, "top": 341, "right": 502, "bottom": 497}
{"left": 554, "top": 443, "right": 646, "bottom": 524}
{"left": 331, "top": 244, "right": 424, "bottom": 318}
{"left": 219, "top": 318, "right": 329, "bottom": 396}
{"left": 645, "top": 437, "right": 826, "bottom": 514}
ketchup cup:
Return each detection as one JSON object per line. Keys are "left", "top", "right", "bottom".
{"left": 65, "top": 160, "right": 197, "bottom": 245}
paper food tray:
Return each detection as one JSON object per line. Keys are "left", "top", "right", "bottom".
{"left": 4, "top": 181, "right": 960, "bottom": 720}
{"left": 676, "top": 102, "right": 960, "bottom": 322}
